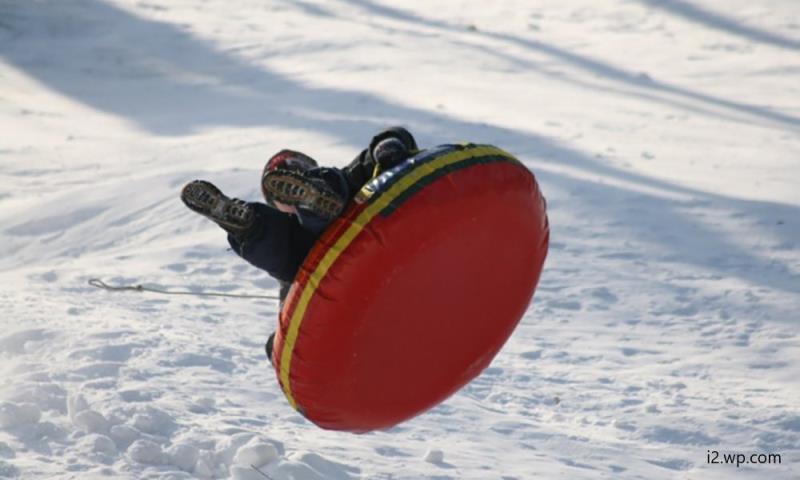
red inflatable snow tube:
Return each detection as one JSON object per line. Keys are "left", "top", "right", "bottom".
{"left": 272, "top": 144, "right": 549, "bottom": 433}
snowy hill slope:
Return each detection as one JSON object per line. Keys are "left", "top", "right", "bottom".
{"left": 1, "top": 0, "right": 799, "bottom": 478}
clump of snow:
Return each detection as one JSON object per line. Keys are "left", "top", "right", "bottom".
{"left": 67, "top": 393, "right": 89, "bottom": 420}
{"left": 132, "top": 406, "right": 176, "bottom": 435}
{"left": 90, "top": 434, "right": 118, "bottom": 456}
{"left": 189, "top": 396, "right": 216, "bottom": 414}
{"left": 263, "top": 451, "right": 355, "bottom": 480}
{"left": 424, "top": 448, "right": 444, "bottom": 464}
{"left": 11, "top": 383, "right": 67, "bottom": 413}
{"left": 168, "top": 443, "right": 199, "bottom": 472}
{"left": 777, "top": 414, "right": 800, "bottom": 432}
{"left": 0, "top": 329, "right": 52, "bottom": 355}
{"left": 159, "top": 473, "right": 193, "bottom": 480}
{"left": 0, "top": 443, "right": 13, "bottom": 459}
{"left": 72, "top": 410, "right": 109, "bottom": 434}
{"left": 0, "top": 402, "right": 41, "bottom": 429}
{"left": 229, "top": 465, "right": 268, "bottom": 480}
{"left": 77, "top": 433, "right": 118, "bottom": 461}
{"left": 233, "top": 440, "right": 279, "bottom": 468}
{"left": 109, "top": 424, "right": 140, "bottom": 450}
{"left": 215, "top": 433, "right": 257, "bottom": 466}
{"left": 127, "top": 439, "right": 165, "bottom": 465}
{"left": 613, "top": 419, "right": 637, "bottom": 431}
{"left": 193, "top": 451, "right": 218, "bottom": 479}
{"left": 0, "top": 460, "right": 20, "bottom": 478}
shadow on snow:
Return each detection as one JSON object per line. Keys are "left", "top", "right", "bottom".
{"left": 0, "top": 0, "right": 797, "bottom": 295}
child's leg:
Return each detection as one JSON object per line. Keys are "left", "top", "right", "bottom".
{"left": 293, "top": 167, "right": 351, "bottom": 235}
{"left": 227, "top": 202, "right": 318, "bottom": 286}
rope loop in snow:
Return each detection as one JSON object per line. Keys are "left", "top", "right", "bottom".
{"left": 87, "top": 278, "right": 279, "bottom": 300}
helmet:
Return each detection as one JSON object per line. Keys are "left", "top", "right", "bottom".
{"left": 264, "top": 149, "right": 318, "bottom": 173}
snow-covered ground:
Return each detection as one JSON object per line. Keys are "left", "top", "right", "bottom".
{"left": 1, "top": 0, "right": 799, "bottom": 478}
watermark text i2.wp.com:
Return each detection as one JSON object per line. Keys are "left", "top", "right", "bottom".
{"left": 707, "top": 450, "right": 782, "bottom": 467}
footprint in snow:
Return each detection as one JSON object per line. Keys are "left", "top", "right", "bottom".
{"left": 68, "top": 343, "right": 139, "bottom": 363}
{"left": 0, "top": 329, "right": 56, "bottom": 355}
{"left": 546, "top": 299, "right": 582, "bottom": 311}
{"left": 646, "top": 458, "right": 694, "bottom": 471}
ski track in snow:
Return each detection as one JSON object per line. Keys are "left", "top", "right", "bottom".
{"left": 1, "top": 0, "right": 799, "bottom": 478}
